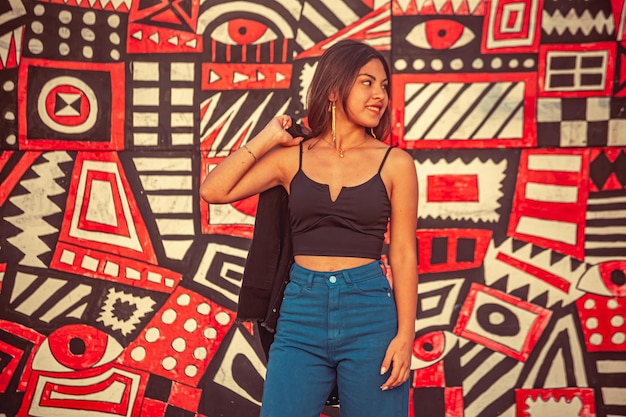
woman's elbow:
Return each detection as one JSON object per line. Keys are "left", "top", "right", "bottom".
{"left": 200, "top": 183, "right": 228, "bottom": 204}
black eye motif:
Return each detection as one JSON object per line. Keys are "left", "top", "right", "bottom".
{"left": 210, "top": 18, "right": 277, "bottom": 45}
{"left": 406, "top": 19, "right": 475, "bottom": 50}
{"left": 578, "top": 261, "right": 626, "bottom": 297}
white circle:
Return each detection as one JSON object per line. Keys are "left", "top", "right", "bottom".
{"left": 194, "top": 346, "right": 208, "bottom": 360}
{"left": 612, "top": 332, "right": 626, "bottom": 344}
{"left": 185, "top": 365, "right": 198, "bottom": 377}
{"left": 38, "top": 76, "right": 98, "bottom": 134}
{"left": 509, "top": 58, "right": 519, "bottom": 69}
{"left": 589, "top": 333, "right": 603, "bottom": 345}
{"left": 4, "top": 111, "right": 15, "bottom": 121}
{"left": 109, "top": 32, "right": 121, "bottom": 45}
{"left": 611, "top": 315, "right": 625, "bottom": 327}
{"left": 472, "top": 58, "right": 484, "bottom": 69}
{"left": 204, "top": 327, "right": 217, "bottom": 339}
{"left": 162, "top": 356, "right": 177, "bottom": 371}
{"left": 145, "top": 327, "right": 160, "bottom": 343}
{"left": 412, "top": 59, "right": 426, "bottom": 71}
{"left": 450, "top": 58, "right": 463, "bottom": 70}
{"left": 130, "top": 346, "right": 146, "bottom": 362}
{"left": 59, "top": 11, "right": 72, "bottom": 24}
{"left": 6, "top": 134, "right": 17, "bottom": 145}
{"left": 177, "top": 293, "right": 191, "bottom": 306}
{"left": 491, "top": 57, "right": 503, "bottom": 69}
{"left": 83, "top": 46, "right": 93, "bottom": 59}
{"left": 28, "top": 39, "right": 44, "bottom": 54}
{"left": 161, "top": 308, "right": 177, "bottom": 324}
{"left": 81, "top": 28, "right": 95, "bottom": 42}
{"left": 108, "top": 14, "right": 121, "bottom": 28}
{"left": 3, "top": 80, "right": 15, "bottom": 92}
{"left": 216, "top": 312, "right": 231, "bottom": 326}
{"left": 59, "top": 43, "right": 70, "bottom": 56}
{"left": 172, "top": 337, "right": 186, "bottom": 352}
{"left": 83, "top": 11, "right": 96, "bottom": 25}
{"left": 523, "top": 58, "right": 535, "bottom": 68}
{"left": 34, "top": 4, "right": 45, "bottom": 15}
{"left": 586, "top": 317, "right": 599, "bottom": 330}
{"left": 110, "top": 49, "right": 120, "bottom": 61}
{"left": 31, "top": 21, "right": 44, "bottom": 34}
{"left": 608, "top": 299, "right": 619, "bottom": 309}
{"left": 431, "top": 59, "right": 443, "bottom": 71}
{"left": 394, "top": 59, "right": 407, "bottom": 71}
{"left": 184, "top": 318, "right": 198, "bottom": 332}
{"left": 197, "top": 302, "right": 211, "bottom": 315}
{"left": 584, "top": 298, "right": 596, "bottom": 309}
{"left": 59, "top": 27, "right": 71, "bottom": 39}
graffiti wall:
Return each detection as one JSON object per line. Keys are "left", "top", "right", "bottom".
{"left": 0, "top": 0, "right": 625, "bottom": 416}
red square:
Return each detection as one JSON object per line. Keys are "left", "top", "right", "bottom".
{"left": 168, "top": 381, "right": 202, "bottom": 412}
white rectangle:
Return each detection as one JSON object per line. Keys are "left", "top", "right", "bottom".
{"left": 133, "top": 133, "right": 158, "bottom": 146}
{"left": 146, "top": 195, "right": 193, "bottom": 213}
{"left": 516, "top": 216, "right": 578, "bottom": 245}
{"left": 527, "top": 154, "right": 582, "bottom": 172}
{"left": 171, "top": 112, "right": 194, "bottom": 127}
{"left": 133, "top": 112, "right": 159, "bottom": 127}
{"left": 602, "top": 387, "right": 626, "bottom": 405}
{"left": 171, "top": 62, "right": 195, "bottom": 81}
{"left": 525, "top": 182, "right": 579, "bottom": 203}
{"left": 133, "top": 88, "right": 160, "bottom": 106}
{"left": 171, "top": 88, "right": 194, "bottom": 106}
{"left": 133, "top": 157, "right": 191, "bottom": 172}
{"left": 608, "top": 120, "right": 626, "bottom": 146}
{"left": 155, "top": 218, "right": 195, "bottom": 235}
{"left": 133, "top": 61, "right": 159, "bottom": 81}
{"left": 172, "top": 133, "right": 194, "bottom": 145}
{"left": 587, "top": 209, "right": 626, "bottom": 220}
{"left": 139, "top": 175, "right": 192, "bottom": 191}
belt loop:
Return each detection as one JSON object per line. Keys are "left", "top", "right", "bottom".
{"left": 378, "top": 260, "right": 387, "bottom": 276}
{"left": 341, "top": 269, "right": 352, "bottom": 285}
{"left": 306, "top": 271, "right": 314, "bottom": 289}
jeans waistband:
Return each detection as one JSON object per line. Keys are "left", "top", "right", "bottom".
{"left": 290, "top": 260, "right": 386, "bottom": 287}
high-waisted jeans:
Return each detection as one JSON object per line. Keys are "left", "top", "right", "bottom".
{"left": 260, "top": 261, "right": 410, "bottom": 417}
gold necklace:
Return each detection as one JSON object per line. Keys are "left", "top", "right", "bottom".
{"left": 322, "top": 137, "right": 369, "bottom": 158}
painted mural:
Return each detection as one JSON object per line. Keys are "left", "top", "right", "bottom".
{"left": 0, "top": 0, "right": 625, "bottom": 416}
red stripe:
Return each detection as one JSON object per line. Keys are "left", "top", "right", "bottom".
{"left": 496, "top": 252, "right": 571, "bottom": 292}
{"left": 427, "top": 174, "right": 478, "bottom": 202}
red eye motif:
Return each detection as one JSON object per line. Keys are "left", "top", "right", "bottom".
{"left": 212, "top": 18, "right": 278, "bottom": 45}
{"left": 406, "top": 19, "right": 475, "bottom": 50}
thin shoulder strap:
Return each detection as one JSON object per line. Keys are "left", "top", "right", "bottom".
{"left": 298, "top": 142, "right": 303, "bottom": 169}
{"left": 378, "top": 147, "right": 393, "bottom": 174}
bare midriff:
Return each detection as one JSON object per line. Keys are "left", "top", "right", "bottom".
{"left": 294, "top": 255, "right": 377, "bottom": 272}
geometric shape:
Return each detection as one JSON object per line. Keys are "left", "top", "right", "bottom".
{"left": 416, "top": 229, "right": 492, "bottom": 274}
{"left": 576, "top": 293, "right": 626, "bottom": 352}
{"left": 167, "top": 381, "right": 202, "bottom": 413}
{"left": 426, "top": 174, "right": 478, "bottom": 202}
{"left": 482, "top": 0, "right": 542, "bottom": 53}
{"left": 47, "top": 324, "right": 109, "bottom": 370}
{"left": 201, "top": 63, "right": 292, "bottom": 90}
{"left": 415, "top": 278, "right": 465, "bottom": 332}
{"left": 516, "top": 388, "right": 596, "bottom": 417}
{"left": 577, "top": 260, "right": 626, "bottom": 297}
{"left": 454, "top": 283, "right": 552, "bottom": 361}
{"left": 96, "top": 287, "right": 157, "bottom": 336}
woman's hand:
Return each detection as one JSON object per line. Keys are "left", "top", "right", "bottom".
{"left": 262, "top": 115, "right": 303, "bottom": 148}
{"left": 380, "top": 333, "right": 413, "bottom": 391}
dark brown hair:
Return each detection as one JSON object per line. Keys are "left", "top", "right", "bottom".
{"left": 306, "top": 40, "right": 391, "bottom": 140}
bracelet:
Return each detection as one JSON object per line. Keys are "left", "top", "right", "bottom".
{"left": 242, "top": 144, "right": 258, "bottom": 162}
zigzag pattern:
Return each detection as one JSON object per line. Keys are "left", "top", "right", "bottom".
{"left": 44, "top": 0, "right": 132, "bottom": 12}
{"left": 542, "top": 9, "right": 615, "bottom": 36}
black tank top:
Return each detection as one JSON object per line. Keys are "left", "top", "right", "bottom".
{"left": 288, "top": 144, "right": 392, "bottom": 258}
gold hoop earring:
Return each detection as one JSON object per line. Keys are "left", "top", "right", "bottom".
{"left": 331, "top": 102, "right": 336, "bottom": 142}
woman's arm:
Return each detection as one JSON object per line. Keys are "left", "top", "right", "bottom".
{"left": 200, "top": 115, "right": 302, "bottom": 204}
{"left": 380, "top": 148, "right": 419, "bottom": 391}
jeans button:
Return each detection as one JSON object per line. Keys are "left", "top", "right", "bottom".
{"left": 329, "top": 275, "right": 337, "bottom": 283}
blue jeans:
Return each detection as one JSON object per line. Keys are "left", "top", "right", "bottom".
{"left": 260, "top": 261, "right": 410, "bottom": 417}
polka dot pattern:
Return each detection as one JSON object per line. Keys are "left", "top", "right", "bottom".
{"left": 576, "top": 294, "right": 626, "bottom": 352}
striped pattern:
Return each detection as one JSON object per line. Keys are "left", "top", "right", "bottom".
{"left": 585, "top": 190, "right": 626, "bottom": 263}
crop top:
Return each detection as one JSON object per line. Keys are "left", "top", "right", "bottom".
{"left": 288, "top": 144, "right": 392, "bottom": 259}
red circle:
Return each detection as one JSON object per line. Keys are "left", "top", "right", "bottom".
{"left": 48, "top": 324, "right": 108, "bottom": 370}
{"left": 44, "top": 84, "right": 91, "bottom": 127}
{"left": 424, "top": 20, "right": 465, "bottom": 50}
{"left": 227, "top": 18, "right": 270, "bottom": 44}
{"left": 412, "top": 331, "right": 445, "bottom": 361}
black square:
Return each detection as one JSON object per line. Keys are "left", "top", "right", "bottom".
{"left": 431, "top": 237, "right": 448, "bottom": 265}
{"left": 456, "top": 238, "right": 476, "bottom": 263}
{"left": 144, "top": 374, "right": 172, "bottom": 402}
{"left": 610, "top": 98, "right": 626, "bottom": 119}
{"left": 413, "top": 387, "right": 445, "bottom": 417}
{"left": 536, "top": 122, "right": 561, "bottom": 147}
{"left": 165, "top": 405, "right": 196, "bottom": 417}
{"left": 587, "top": 121, "right": 609, "bottom": 147}
{"left": 561, "top": 98, "right": 587, "bottom": 121}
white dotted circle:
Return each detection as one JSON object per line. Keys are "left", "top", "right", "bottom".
{"left": 589, "top": 333, "right": 603, "bottom": 345}
{"left": 34, "top": 4, "right": 46, "bottom": 16}
{"left": 3, "top": 80, "right": 15, "bottom": 92}
{"left": 611, "top": 315, "right": 625, "bottom": 327}
{"left": 4, "top": 111, "right": 15, "bottom": 121}
{"left": 523, "top": 58, "right": 535, "bottom": 68}
{"left": 145, "top": 327, "right": 160, "bottom": 343}
{"left": 130, "top": 346, "right": 146, "bottom": 362}
{"left": 59, "top": 42, "right": 70, "bottom": 56}
{"left": 204, "top": 327, "right": 217, "bottom": 339}
{"left": 586, "top": 317, "right": 599, "bottom": 330}
{"left": 82, "top": 46, "right": 93, "bottom": 59}
{"left": 612, "top": 332, "right": 626, "bottom": 344}
{"left": 197, "top": 302, "right": 211, "bottom": 315}
{"left": 107, "top": 14, "right": 121, "bottom": 28}
{"left": 412, "top": 59, "right": 426, "bottom": 71}
{"left": 394, "top": 59, "right": 407, "bottom": 71}
{"left": 185, "top": 365, "right": 198, "bottom": 377}
{"left": 31, "top": 21, "right": 44, "bottom": 35}
{"left": 584, "top": 298, "right": 596, "bottom": 309}
{"left": 109, "top": 32, "right": 121, "bottom": 45}
{"left": 110, "top": 49, "right": 120, "bottom": 61}
{"left": 59, "top": 27, "right": 71, "bottom": 39}
{"left": 59, "top": 11, "right": 72, "bottom": 24}
{"left": 216, "top": 312, "right": 231, "bottom": 325}
{"left": 430, "top": 59, "right": 443, "bottom": 71}
{"left": 28, "top": 38, "right": 44, "bottom": 54}
{"left": 172, "top": 337, "right": 186, "bottom": 353}
{"left": 491, "top": 57, "right": 503, "bottom": 69}
{"left": 184, "top": 318, "right": 198, "bottom": 332}
{"left": 472, "top": 58, "right": 484, "bottom": 69}
{"left": 81, "top": 28, "right": 95, "bottom": 42}
{"left": 177, "top": 293, "right": 191, "bottom": 306}
{"left": 83, "top": 11, "right": 96, "bottom": 25}
{"left": 450, "top": 58, "right": 463, "bottom": 70}
{"left": 6, "top": 134, "right": 16, "bottom": 145}
{"left": 162, "top": 309, "right": 177, "bottom": 324}
{"left": 509, "top": 59, "right": 519, "bottom": 69}
{"left": 194, "top": 346, "right": 208, "bottom": 360}
{"left": 162, "top": 356, "right": 177, "bottom": 371}
{"left": 608, "top": 299, "right": 619, "bottom": 309}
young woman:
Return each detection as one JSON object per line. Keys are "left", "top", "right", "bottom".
{"left": 201, "top": 40, "right": 418, "bottom": 417}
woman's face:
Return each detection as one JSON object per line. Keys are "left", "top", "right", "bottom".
{"left": 341, "top": 58, "right": 389, "bottom": 129}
